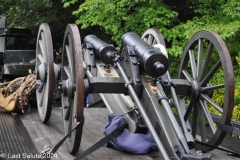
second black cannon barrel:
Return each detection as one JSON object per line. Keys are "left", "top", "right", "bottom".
{"left": 121, "top": 32, "right": 168, "bottom": 78}
{"left": 84, "top": 35, "right": 117, "bottom": 64}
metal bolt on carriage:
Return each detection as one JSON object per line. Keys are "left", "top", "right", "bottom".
{"left": 35, "top": 23, "right": 234, "bottom": 159}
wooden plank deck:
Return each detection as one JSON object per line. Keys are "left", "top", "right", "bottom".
{"left": 19, "top": 107, "right": 240, "bottom": 160}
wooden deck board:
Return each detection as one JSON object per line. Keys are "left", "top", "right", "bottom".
{"left": 19, "top": 107, "right": 240, "bottom": 160}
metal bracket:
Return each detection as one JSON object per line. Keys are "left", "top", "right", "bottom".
{"left": 127, "top": 107, "right": 148, "bottom": 134}
{"left": 218, "top": 123, "right": 240, "bottom": 136}
{"left": 126, "top": 46, "right": 141, "bottom": 84}
{"left": 83, "top": 43, "right": 96, "bottom": 68}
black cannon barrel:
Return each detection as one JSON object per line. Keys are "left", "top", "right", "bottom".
{"left": 122, "top": 32, "right": 168, "bottom": 78}
{"left": 84, "top": 35, "right": 117, "bottom": 64}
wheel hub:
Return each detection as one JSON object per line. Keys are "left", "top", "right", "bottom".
{"left": 36, "top": 63, "right": 47, "bottom": 82}
{"left": 62, "top": 78, "right": 75, "bottom": 98}
{"left": 190, "top": 80, "right": 201, "bottom": 100}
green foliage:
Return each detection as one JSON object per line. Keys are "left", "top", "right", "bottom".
{"left": 233, "top": 104, "right": 240, "bottom": 122}
{"left": 208, "top": 70, "right": 224, "bottom": 116}
{"left": 65, "top": 0, "right": 177, "bottom": 46}
{"left": 162, "top": 0, "right": 240, "bottom": 58}
{"left": 0, "top": 0, "right": 53, "bottom": 28}
{"left": 0, "top": 0, "right": 80, "bottom": 43}
{"left": 62, "top": 0, "right": 79, "bottom": 7}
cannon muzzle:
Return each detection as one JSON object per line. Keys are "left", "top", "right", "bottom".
{"left": 84, "top": 35, "right": 118, "bottom": 64}
{"left": 122, "top": 32, "right": 168, "bottom": 77}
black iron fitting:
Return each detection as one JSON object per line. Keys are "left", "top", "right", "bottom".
{"left": 158, "top": 96, "right": 169, "bottom": 104}
{"left": 158, "top": 74, "right": 171, "bottom": 86}
{"left": 126, "top": 45, "right": 137, "bottom": 56}
{"left": 123, "top": 48, "right": 130, "bottom": 63}
{"left": 88, "top": 49, "right": 94, "bottom": 56}
{"left": 130, "top": 56, "right": 138, "bottom": 65}
{"left": 124, "top": 81, "right": 132, "bottom": 95}
{"left": 83, "top": 42, "right": 93, "bottom": 50}
{"left": 83, "top": 43, "right": 96, "bottom": 68}
{"left": 125, "top": 46, "right": 139, "bottom": 65}
{"left": 126, "top": 107, "right": 147, "bottom": 133}
{"left": 109, "top": 51, "right": 122, "bottom": 63}
{"left": 124, "top": 81, "right": 133, "bottom": 89}
{"left": 85, "top": 64, "right": 91, "bottom": 72}
{"left": 112, "top": 54, "right": 122, "bottom": 63}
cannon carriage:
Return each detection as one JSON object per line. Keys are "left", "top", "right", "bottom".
{"left": 35, "top": 23, "right": 235, "bottom": 159}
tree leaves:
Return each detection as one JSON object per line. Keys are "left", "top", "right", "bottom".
{"left": 69, "top": 0, "right": 177, "bottom": 45}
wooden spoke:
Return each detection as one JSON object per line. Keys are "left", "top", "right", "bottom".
{"left": 200, "top": 94, "right": 223, "bottom": 113}
{"left": 197, "top": 39, "right": 203, "bottom": 79}
{"left": 141, "top": 28, "right": 166, "bottom": 46}
{"left": 182, "top": 70, "right": 193, "bottom": 82}
{"left": 189, "top": 50, "right": 197, "bottom": 79}
{"left": 201, "top": 84, "right": 224, "bottom": 92}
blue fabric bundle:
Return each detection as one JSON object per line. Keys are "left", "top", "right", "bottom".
{"left": 103, "top": 114, "right": 157, "bottom": 154}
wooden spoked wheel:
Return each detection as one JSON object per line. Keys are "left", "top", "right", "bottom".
{"left": 61, "top": 24, "right": 85, "bottom": 154}
{"left": 36, "top": 23, "right": 54, "bottom": 123}
{"left": 178, "top": 30, "right": 234, "bottom": 151}
{"left": 141, "top": 28, "right": 168, "bottom": 59}
{"left": 141, "top": 28, "right": 166, "bottom": 47}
